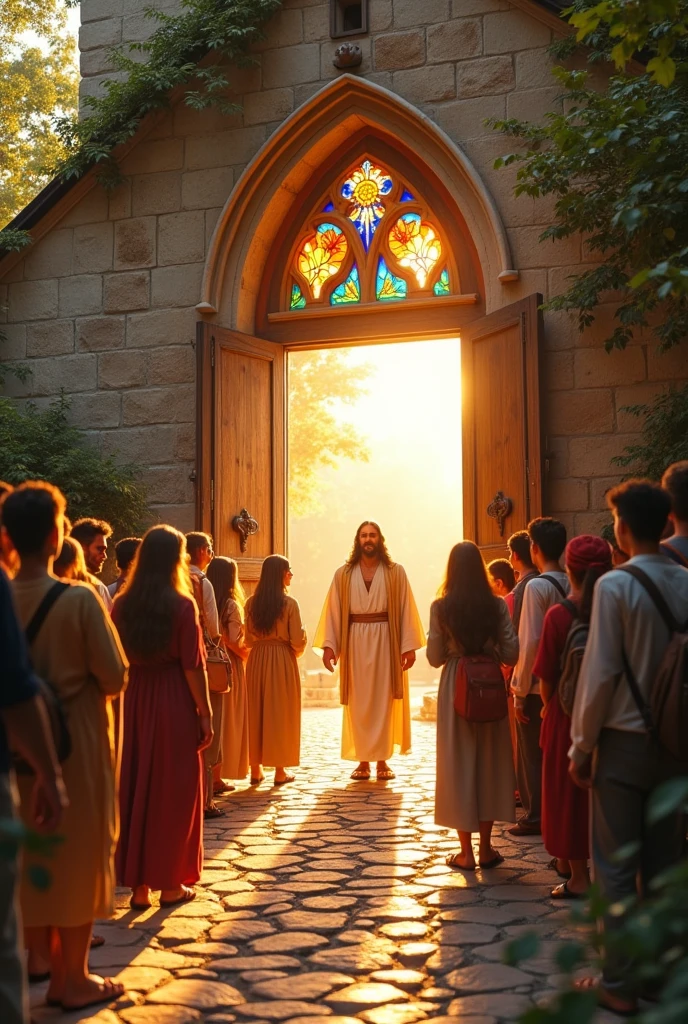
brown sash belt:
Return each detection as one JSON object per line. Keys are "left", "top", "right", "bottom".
{"left": 349, "top": 613, "right": 389, "bottom": 624}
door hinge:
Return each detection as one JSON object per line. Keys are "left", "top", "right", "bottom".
{"left": 210, "top": 336, "right": 215, "bottom": 368}
{"left": 210, "top": 479, "right": 214, "bottom": 512}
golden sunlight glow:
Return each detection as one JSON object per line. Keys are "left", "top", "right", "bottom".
{"left": 288, "top": 339, "right": 463, "bottom": 690}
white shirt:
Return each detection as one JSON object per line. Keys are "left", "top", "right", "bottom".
{"left": 190, "top": 564, "right": 220, "bottom": 638}
{"left": 91, "top": 577, "right": 113, "bottom": 613}
{"left": 511, "top": 570, "right": 568, "bottom": 699}
{"left": 570, "top": 554, "right": 688, "bottom": 765}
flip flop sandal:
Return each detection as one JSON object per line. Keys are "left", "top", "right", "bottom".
{"left": 129, "top": 897, "right": 152, "bottom": 910}
{"left": 548, "top": 856, "right": 572, "bottom": 880}
{"left": 445, "top": 853, "right": 476, "bottom": 871}
{"left": 91, "top": 934, "right": 105, "bottom": 948}
{"left": 376, "top": 769, "right": 396, "bottom": 780}
{"left": 479, "top": 853, "right": 505, "bottom": 869}
{"left": 160, "top": 888, "right": 197, "bottom": 908}
{"left": 213, "top": 781, "right": 235, "bottom": 793}
{"left": 60, "top": 980, "right": 125, "bottom": 1012}
{"left": 204, "top": 804, "right": 224, "bottom": 819}
{"left": 274, "top": 774, "right": 295, "bottom": 786}
{"left": 551, "top": 880, "right": 584, "bottom": 900}
{"left": 350, "top": 769, "right": 371, "bottom": 780}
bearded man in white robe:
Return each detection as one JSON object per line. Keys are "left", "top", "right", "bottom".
{"left": 314, "top": 521, "right": 426, "bottom": 781}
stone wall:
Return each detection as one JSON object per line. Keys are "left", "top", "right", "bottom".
{"left": 2, "top": 0, "right": 687, "bottom": 534}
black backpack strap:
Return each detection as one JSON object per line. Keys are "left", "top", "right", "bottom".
{"left": 661, "top": 541, "right": 688, "bottom": 568}
{"left": 620, "top": 647, "right": 655, "bottom": 733}
{"left": 540, "top": 573, "right": 567, "bottom": 598}
{"left": 617, "top": 565, "right": 679, "bottom": 634}
{"left": 25, "top": 582, "right": 70, "bottom": 646}
{"left": 559, "top": 598, "right": 578, "bottom": 618}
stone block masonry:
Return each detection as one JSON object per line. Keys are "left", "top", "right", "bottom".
{"left": 1, "top": 0, "right": 687, "bottom": 533}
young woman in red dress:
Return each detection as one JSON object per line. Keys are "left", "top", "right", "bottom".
{"left": 113, "top": 525, "right": 213, "bottom": 909}
{"left": 534, "top": 534, "right": 612, "bottom": 899}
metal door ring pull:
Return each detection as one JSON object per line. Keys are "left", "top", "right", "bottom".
{"left": 487, "top": 492, "right": 512, "bottom": 537}
{"left": 231, "top": 509, "right": 259, "bottom": 552}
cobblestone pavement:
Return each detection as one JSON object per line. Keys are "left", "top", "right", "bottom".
{"left": 31, "top": 708, "right": 614, "bottom": 1024}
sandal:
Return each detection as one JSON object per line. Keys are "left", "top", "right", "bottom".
{"left": 573, "top": 977, "right": 637, "bottom": 1017}
{"left": 445, "top": 852, "right": 476, "bottom": 871}
{"left": 250, "top": 776, "right": 264, "bottom": 785}
{"left": 213, "top": 780, "right": 235, "bottom": 794}
{"left": 479, "top": 853, "right": 504, "bottom": 870}
{"left": 274, "top": 774, "right": 295, "bottom": 786}
{"left": 551, "top": 880, "right": 585, "bottom": 900}
{"left": 548, "top": 856, "right": 572, "bottom": 880}
{"left": 204, "top": 804, "right": 224, "bottom": 819}
{"left": 90, "top": 935, "right": 105, "bottom": 949}
{"left": 376, "top": 769, "right": 396, "bottom": 780}
{"left": 350, "top": 768, "right": 371, "bottom": 780}
{"left": 129, "top": 897, "right": 152, "bottom": 911}
{"left": 160, "top": 886, "right": 196, "bottom": 908}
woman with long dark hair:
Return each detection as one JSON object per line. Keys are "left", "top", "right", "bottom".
{"left": 534, "top": 535, "right": 611, "bottom": 898}
{"left": 245, "top": 554, "right": 307, "bottom": 786}
{"left": 207, "top": 556, "right": 250, "bottom": 784}
{"left": 428, "top": 541, "right": 519, "bottom": 870}
{"left": 113, "top": 525, "right": 212, "bottom": 909}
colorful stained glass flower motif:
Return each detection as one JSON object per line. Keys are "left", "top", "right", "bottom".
{"left": 376, "top": 256, "right": 407, "bottom": 301}
{"left": 330, "top": 264, "right": 360, "bottom": 305}
{"left": 297, "top": 222, "right": 348, "bottom": 300}
{"left": 433, "top": 267, "right": 450, "bottom": 296}
{"left": 290, "top": 282, "right": 307, "bottom": 309}
{"left": 388, "top": 212, "right": 442, "bottom": 288}
{"left": 341, "top": 160, "right": 393, "bottom": 251}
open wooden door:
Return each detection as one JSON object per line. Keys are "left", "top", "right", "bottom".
{"left": 461, "top": 294, "right": 543, "bottom": 562}
{"left": 196, "top": 322, "right": 285, "bottom": 592}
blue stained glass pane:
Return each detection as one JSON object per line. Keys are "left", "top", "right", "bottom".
{"left": 376, "top": 256, "right": 407, "bottom": 302}
{"left": 322, "top": 200, "right": 335, "bottom": 212}
{"left": 400, "top": 188, "right": 415, "bottom": 202}
{"left": 433, "top": 267, "right": 450, "bottom": 296}
{"left": 330, "top": 265, "right": 360, "bottom": 305}
{"left": 290, "top": 282, "right": 306, "bottom": 310}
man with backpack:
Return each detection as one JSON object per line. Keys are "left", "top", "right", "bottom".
{"left": 570, "top": 480, "right": 688, "bottom": 1017}
{"left": 510, "top": 517, "right": 568, "bottom": 836}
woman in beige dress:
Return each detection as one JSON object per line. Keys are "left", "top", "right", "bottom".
{"left": 207, "top": 556, "right": 250, "bottom": 783}
{"left": 245, "top": 555, "right": 307, "bottom": 786}
{"left": 3, "top": 482, "right": 128, "bottom": 1013}
{"left": 428, "top": 541, "right": 519, "bottom": 871}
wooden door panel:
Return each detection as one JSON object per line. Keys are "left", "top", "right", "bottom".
{"left": 196, "top": 323, "right": 285, "bottom": 589}
{"left": 462, "top": 295, "right": 542, "bottom": 560}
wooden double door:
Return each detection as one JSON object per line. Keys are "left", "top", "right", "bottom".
{"left": 196, "top": 295, "right": 544, "bottom": 584}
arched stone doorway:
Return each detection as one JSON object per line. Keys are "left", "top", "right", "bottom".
{"left": 196, "top": 76, "right": 543, "bottom": 587}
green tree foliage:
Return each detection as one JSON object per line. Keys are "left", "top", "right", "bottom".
{"left": 53, "top": 0, "right": 282, "bottom": 188}
{"left": 289, "top": 350, "right": 371, "bottom": 519}
{"left": 0, "top": 395, "right": 149, "bottom": 536}
{"left": 509, "top": 778, "right": 688, "bottom": 1024}
{"left": 614, "top": 384, "right": 688, "bottom": 478}
{"left": 0, "top": 0, "right": 78, "bottom": 227}
{"left": 492, "top": 0, "right": 688, "bottom": 352}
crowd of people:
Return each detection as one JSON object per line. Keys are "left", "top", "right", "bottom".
{"left": 0, "top": 460, "right": 686, "bottom": 1021}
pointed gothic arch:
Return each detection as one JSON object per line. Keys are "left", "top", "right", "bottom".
{"left": 199, "top": 74, "right": 518, "bottom": 335}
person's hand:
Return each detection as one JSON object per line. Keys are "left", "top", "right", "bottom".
{"left": 197, "top": 715, "right": 213, "bottom": 751}
{"left": 31, "top": 772, "right": 68, "bottom": 833}
{"left": 323, "top": 648, "right": 337, "bottom": 673}
{"left": 513, "top": 698, "right": 529, "bottom": 725}
{"left": 569, "top": 756, "right": 593, "bottom": 790}
{"left": 401, "top": 651, "right": 416, "bottom": 671}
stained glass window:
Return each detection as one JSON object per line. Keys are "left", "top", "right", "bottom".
{"left": 330, "top": 264, "right": 360, "bottom": 305}
{"left": 388, "top": 212, "right": 442, "bottom": 288}
{"left": 341, "top": 159, "right": 393, "bottom": 251}
{"left": 400, "top": 189, "right": 415, "bottom": 202}
{"left": 297, "top": 222, "right": 348, "bottom": 299}
{"left": 376, "top": 256, "right": 407, "bottom": 301}
{"left": 322, "top": 200, "right": 335, "bottom": 212}
{"left": 290, "top": 282, "right": 307, "bottom": 309}
{"left": 433, "top": 267, "right": 450, "bottom": 296}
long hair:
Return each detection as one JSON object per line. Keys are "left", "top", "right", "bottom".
{"left": 437, "top": 541, "right": 502, "bottom": 654}
{"left": 249, "top": 554, "right": 289, "bottom": 635}
{"left": 207, "top": 555, "right": 245, "bottom": 623}
{"left": 346, "top": 520, "right": 393, "bottom": 568}
{"left": 53, "top": 537, "right": 89, "bottom": 582}
{"left": 567, "top": 564, "right": 611, "bottom": 625}
{"left": 114, "top": 525, "right": 192, "bottom": 660}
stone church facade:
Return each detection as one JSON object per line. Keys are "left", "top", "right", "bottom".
{"left": 1, "top": 0, "right": 686, "bottom": 559}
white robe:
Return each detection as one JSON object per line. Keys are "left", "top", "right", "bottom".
{"left": 315, "top": 564, "right": 426, "bottom": 761}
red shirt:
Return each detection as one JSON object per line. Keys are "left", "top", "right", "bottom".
{"left": 533, "top": 600, "right": 576, "bottom": 689}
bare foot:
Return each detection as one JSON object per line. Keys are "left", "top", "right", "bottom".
{"left": 130, "top": 885, "right": 151, "bottom": 909}
{"left": 59, "top": 974, "right": 124, "bottom": 1011}
{"left": 274, "top": 770, "right": 295, "bottom": 785}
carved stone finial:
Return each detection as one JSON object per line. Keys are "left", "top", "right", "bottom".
{"left": 333, "top": 42, "right": 362, "bottom": 69}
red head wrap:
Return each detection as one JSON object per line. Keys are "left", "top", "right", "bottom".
{"left": 565, "top": 534, "right": 612, "bottom": 574}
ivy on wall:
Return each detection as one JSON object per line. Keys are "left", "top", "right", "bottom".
{"left": 0, "top": 0, "right": 283, "bottom": 254}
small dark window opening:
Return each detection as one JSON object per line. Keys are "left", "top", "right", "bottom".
{"left": 330, "top": 0, "right": 368, "bottom": 38}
